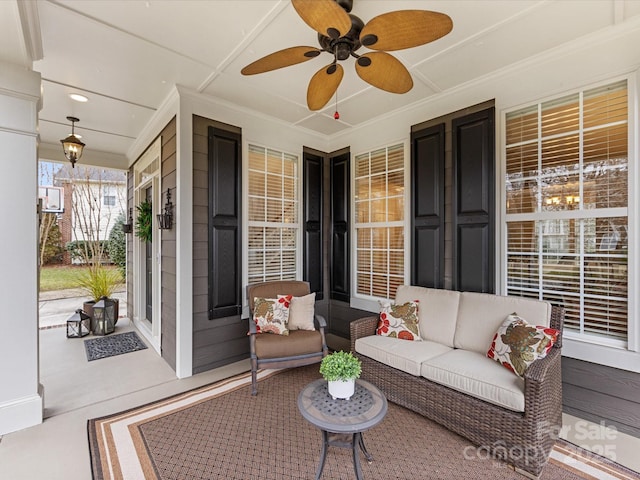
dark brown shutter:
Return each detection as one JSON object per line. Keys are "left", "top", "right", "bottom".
{"left": 452, "top": 107, "right": 495, "bottom": 293}
{"left": 208, "top": 127, "right": 242, "bottom": 319}
{"left": 303, "top": 151, "right": 323, "bottom": 299}
{"left": 330, "top": 152, "right": 350, "bottom": 302}
{"left": 411, "top": 123, "right": 445, "bottom": 288}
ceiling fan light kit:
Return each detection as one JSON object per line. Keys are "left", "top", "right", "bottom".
{"left": 241, "top": 0, "right": 453, "bottom": 112}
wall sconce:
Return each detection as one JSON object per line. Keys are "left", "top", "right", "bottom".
{"left": 157, "top": 188, "right": 173, "bottom": 230}
{"left": 60, "top": 116, "right": 85, "bottom": 168}
{"left": 122, "top": 208, "right": 133, "bottom": 234}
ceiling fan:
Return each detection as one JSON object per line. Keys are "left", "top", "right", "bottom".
{"left": 241, "top": 0, "right": 453, "bottom": 111}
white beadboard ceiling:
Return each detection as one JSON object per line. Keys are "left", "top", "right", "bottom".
{"left": 2, "top": 0, "right": 640, "bottom": 165}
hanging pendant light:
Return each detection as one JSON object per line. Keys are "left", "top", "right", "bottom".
{"left": 60, "top": 116, "right": 85, "bottom": 168}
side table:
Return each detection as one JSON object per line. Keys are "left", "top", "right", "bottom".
{"left": 298, "top": 378, "right": 388, "bottom": 480}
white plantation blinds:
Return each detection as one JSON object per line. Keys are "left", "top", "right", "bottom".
{"left": 505, "top": 80, "right": 628, "bottom": 340}
{"left": 247, "top": 145, "right": 299, "bottom": 284}
{"left": 355, "top": 144, "right": 405, "bottom": 299}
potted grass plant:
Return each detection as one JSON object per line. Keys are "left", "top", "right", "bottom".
{"left": 319, "top": 350, "right": 362, "bottom": 400}
{"left": 78, "top": 265, "right": 122, "bottom": 330}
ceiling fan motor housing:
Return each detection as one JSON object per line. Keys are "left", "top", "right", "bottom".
{"left": 317, "top": 13, "right": 364, "bottom": 60}
{"left": 335, "top": 0, "right": 353, "bottom": 13}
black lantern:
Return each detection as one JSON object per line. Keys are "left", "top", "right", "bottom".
{"left": 122, "top": 207, "right": 133, "bottom": 234}
{"left": 157, "top": 188, "right": 173, "bottom": 230}
{"left": 93, "top": 296, "right": 116, "bottom": 335}
{"left": 60, "top": 116, "right": 85, "bottom": 168}
{"left": 66, "top": 309, "right": 91, "bottom": 338}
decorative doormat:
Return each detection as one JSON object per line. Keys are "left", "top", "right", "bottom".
{"left": 88, "top": 365, "right": 640, "bottom": 480}
{"left": 84, "top": 331, "right": 147, "bottom": 361}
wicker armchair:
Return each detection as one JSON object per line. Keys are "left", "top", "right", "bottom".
{"left": 247, "top": 280, "right": 328, "bottom": 395}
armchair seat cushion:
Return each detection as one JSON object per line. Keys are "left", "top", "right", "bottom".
{"left": 255, "top": 329, "right": 323, "bottom": 359}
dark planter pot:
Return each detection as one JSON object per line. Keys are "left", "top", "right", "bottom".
{"left": 83, "top": 298, "right": 119, "bottom": 333}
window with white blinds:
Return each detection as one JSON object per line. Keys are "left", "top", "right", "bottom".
{"left": 505, "top": 80, "right": 628, "bottom": 341}
{"left": 354, "top": 144, "right": 406, "bottom": 299}
{"left": 247, "top": 145, "right": 299, "bottom": 285}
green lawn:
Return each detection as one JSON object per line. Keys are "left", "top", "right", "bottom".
{"left": 39, "top": 265, "right": 123, "bottom": 292}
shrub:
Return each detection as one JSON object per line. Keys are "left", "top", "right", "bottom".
{"left": 66, "top": 240, "right": 110, "bottom": 264}
{"left": 40, "top": 214, "right": 64, "bottom": 265}
{"left": 109, "top": 213, "right": 127, "bottom": 278}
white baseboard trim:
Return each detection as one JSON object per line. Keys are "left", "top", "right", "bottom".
{"left": 0, "top": 383, "right": 43, "bottom": 435}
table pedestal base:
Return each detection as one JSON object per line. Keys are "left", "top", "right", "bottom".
{"left": 315, "top": 430, "right": 373, "bottom": 480}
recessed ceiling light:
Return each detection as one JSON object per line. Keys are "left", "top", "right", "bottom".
{"left": 69, "top": 93, "right": 88, "bottom": 103}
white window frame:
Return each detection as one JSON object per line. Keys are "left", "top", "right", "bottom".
{"left": 243, "top": 142, "right": 302, "bottom": 303}
{"left": 351, "top": 140, "right": 410, "bottom": 313}
{"left": 500, "top": 74, "right": 639, "bottom": 373}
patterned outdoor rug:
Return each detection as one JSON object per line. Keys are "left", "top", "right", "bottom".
{"left": 84, "top": 331, "right": 147, "bottom": 361}
{"left": 88, "top": 365, "right": 640, "bottom": 480}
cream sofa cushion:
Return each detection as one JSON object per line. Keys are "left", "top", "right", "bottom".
{"left": 355, "top": 335, "right": 452, "bottom": 377}
{"left": 395, "top": 285, "right": 460, "bottom": 347}
{"left": 454, "top": 291, "right": 552, "bottom": 354}
{"left": 421, "top": 349, "right": 526, "bottom": 412}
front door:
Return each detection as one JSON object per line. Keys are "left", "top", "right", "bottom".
{"left": 133, "top": 138, "right": 162, "bottom": 353}
{"left": 145, "top": 186, "right": 153, "bottom": 323}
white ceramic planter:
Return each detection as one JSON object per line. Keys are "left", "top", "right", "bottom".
{"left": 327, "top": 379, "right": 355, "bottom": 400}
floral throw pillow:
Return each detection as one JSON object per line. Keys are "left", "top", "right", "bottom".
{"left": 487, "top": 313, "right": 560, "bottom": 378}
{"left": 376, "top": 300, "right": 421, "bottom": 341}
{"left": 252, "top": 295, "right": 292, "bottom": 335}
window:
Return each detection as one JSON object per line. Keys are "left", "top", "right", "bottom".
{"left": 505, "top": 80, "right": 629, "bottom": 343}
{"left": 247, "top": 145, "right": 299, "bottom": 284}
{"left": 103, "top": 186, "right": 116, "bottom": 206}
{"left": 354, "top": 144, "right": 406, "bottom": 299}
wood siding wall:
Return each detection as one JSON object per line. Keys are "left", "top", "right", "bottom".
{"left": 192, "top": 115, "right": 247, "bottom": 374}
{"left": 159, "top": 118, "right": 177, "bottom": 370}
{"left": 562, "top": 357, "right": 640, "bottom": 438}
{"left": 126, "top": 118, "right": 177, "bottom": 370}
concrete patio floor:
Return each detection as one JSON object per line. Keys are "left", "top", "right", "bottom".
{"left": 0, "top": 290, "right": 250, "bottom": 479}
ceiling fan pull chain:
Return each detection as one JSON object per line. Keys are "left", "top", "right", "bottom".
{"left": 334, "top": 89, "right": 340, "bottom": 120}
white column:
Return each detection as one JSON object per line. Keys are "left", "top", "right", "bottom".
{"left": 0, "top": 61, "right": 43, "bottom": 434}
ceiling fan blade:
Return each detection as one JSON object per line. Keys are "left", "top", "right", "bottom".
{"left": 307, "top": 63, "right": 344, "bottom": 111}
{"left": 355, "top": 52, "right": 413, "bottom": 94}
{"left": 241, "top": 46, "right": 321, "bottom": 75}
{"left": 291, "top": 0, "right": 352, "bottom": 39}
{"left": 360, "top": 10, "right": 453, "bottom": 51}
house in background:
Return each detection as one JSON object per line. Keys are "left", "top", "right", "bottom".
{"left": 0, "top": 0, "right": 639, "bottom": 452}
{"left": 53, "top": 164, "right": 127, "bottom": 264}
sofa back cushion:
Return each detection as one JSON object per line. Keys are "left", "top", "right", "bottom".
{"left": 454, "top": 291, "right": 552, "bottom": 354}
{"left": 395, "top": 285, "right": 460, "bottom": 347}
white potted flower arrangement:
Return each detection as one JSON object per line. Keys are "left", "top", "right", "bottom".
{"left": 319, "top": 350, "right": 362, "bottom": 400}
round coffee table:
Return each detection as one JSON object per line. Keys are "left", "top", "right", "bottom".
{"left": 298, "top": 378, "right": 388, "bottom": 480}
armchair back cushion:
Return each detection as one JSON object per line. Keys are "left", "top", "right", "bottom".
{"left": 248, "top": 280, "right": 311, "bottom": 312}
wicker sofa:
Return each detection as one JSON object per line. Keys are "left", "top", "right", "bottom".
{"left": 350, "top": 286, "right": 564, "bottom": 479}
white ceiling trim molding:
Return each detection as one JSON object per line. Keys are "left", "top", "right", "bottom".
{"left": 16, "top": 0, "right": 43, "bottom": 63}
{"left": 177, "top": 84, "right": 331, "bottom": 148}
{"left": 197, "top": 0, "right": 290, "bottom": 93}
{"left": 126, "top": 86, "right": 179, "bottom": 165}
